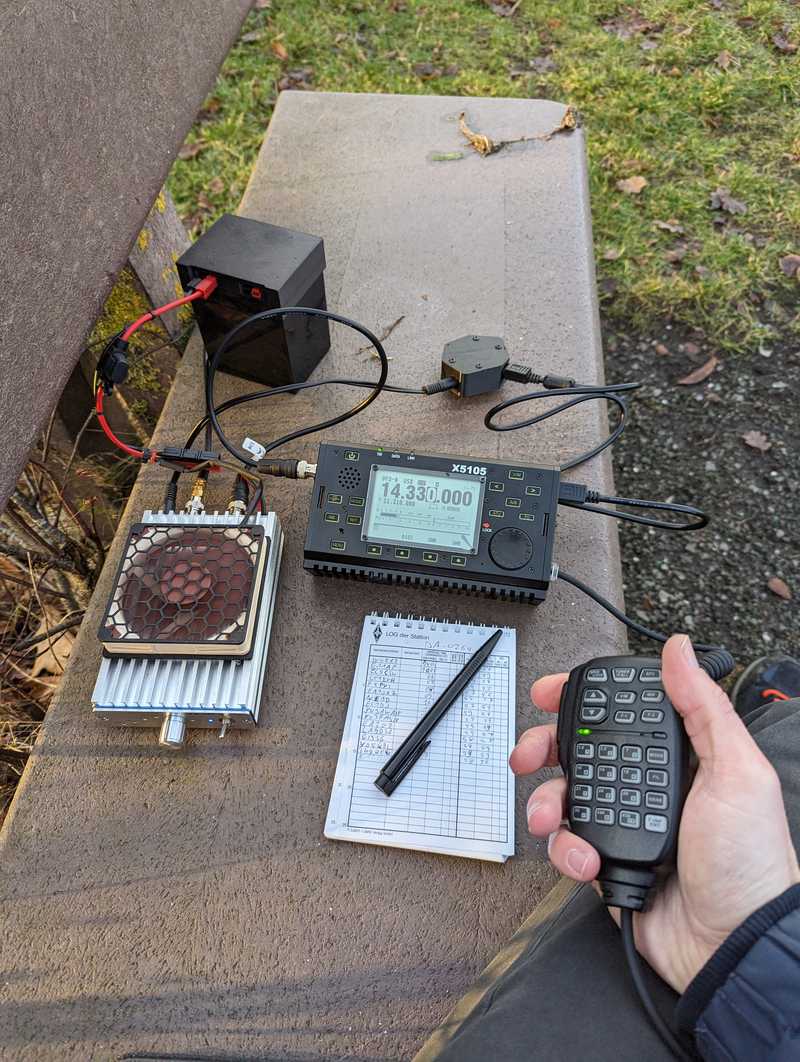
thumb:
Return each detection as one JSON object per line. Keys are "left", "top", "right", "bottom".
{"left": 662, "top": 634, "right": 750, "bottom": 768}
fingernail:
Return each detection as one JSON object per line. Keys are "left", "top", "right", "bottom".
{"left": 680, "top": 635, "right": 699, "bottom": 668}
{"left": 526, "top": 795, "right": 541, "bottom": 820}
{"left": 547, "top": 829, "right": 559, "bottom": 855}
{"left": 566, "top": 848, "right": 591, "bottom": 877}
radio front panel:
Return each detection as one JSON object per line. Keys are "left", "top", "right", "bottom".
{"left": 303, "top": 444, "right": 560, "bottom": 602}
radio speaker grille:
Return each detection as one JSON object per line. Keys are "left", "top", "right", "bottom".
{"left": 337, "top": 467, "right": 362, "bottom": 490}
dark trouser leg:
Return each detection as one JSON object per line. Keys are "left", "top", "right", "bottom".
{"left": 414, "top": 697, "right": 800, "bottom": 1062}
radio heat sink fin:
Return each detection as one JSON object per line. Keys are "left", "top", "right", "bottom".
{"left": 98, "top": 522, "right": 269, "bottom": 658}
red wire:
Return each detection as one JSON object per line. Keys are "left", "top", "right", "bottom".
{"left": 95, "top": 387, "right": 147, "bottom": 458}
{"left": 100, "top": 275, "right": 219, "bottom": 459}
{"left": 121, "top": 290, "right": 201, "bottom": 342}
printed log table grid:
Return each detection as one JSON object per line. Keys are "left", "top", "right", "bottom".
{"left": 347, "top": 645, "right": 511, "bottom": 842}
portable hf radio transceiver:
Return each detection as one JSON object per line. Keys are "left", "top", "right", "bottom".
{"left": 303, "top": 443, "right": 560, "bottom": 602}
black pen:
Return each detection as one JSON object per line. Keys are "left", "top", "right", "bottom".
{"left": 374, "top": 627, "right": 504, "bottom": 797}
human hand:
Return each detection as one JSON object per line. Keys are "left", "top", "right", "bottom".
{"left": 511, "top": 634, "right": 800, "bottom": 993}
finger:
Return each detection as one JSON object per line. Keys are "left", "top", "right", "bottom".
{"left": 662, "top": 635, "right": 754, "bottom": 767}
{"left": 547, "top": 827, "right": 601, "bottom": 882}
{"left": 510, "top": 723, "right": 558, "bottom": 774}
{"left": 525, "top": 776, "right": 567, "bottom": 836}
{"left": 530, "top": 673, "right": 569, "bottom": 714}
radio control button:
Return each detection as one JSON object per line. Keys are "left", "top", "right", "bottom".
{"left": 450, "top": 555, "right": 467, "bottom": 567}
{"left": 509, "top": 470, "right": 525, "bottom": 480}
{"left": 343, "top": 450, "right": 359, "bottom": 461}
{"left": 574, "top": 763, "right": 594, "bottom": 779}
{"left": 326, "top": 493, "right": 343, "bottom": 504}
{"left": 349, "top": 496, "right": 365, "bottom": 507}
{"left": 394, "top": 547, "right": 411, "bottom": 559}
{"left": 594, "top": 807, "right": 615, "bottom": 826}
{"left": 366, "top": 544, "right": 382, "bottom": 556}
{"left": 488, "top": 481, "right": 504, "bottom": 492}
{"left": 641, "top": 689, "right": 664, "bottom": 703}
{"left": 488, "top": 527, "right": 533, "bottom": 570}
{"left": 619, "top": 811, "right": 641, "bottom": 829}
{"left": 641, "top": 709, "right": 664, "bottom": 724}
{"left": 330, "top": 540, "right": 346, "bottom": 551}
{"left": 582, "top": 688, "right": 607, "bottom": 705}
{"left": 597, "top": 764, "right": 617, "bottom": 781}
{"left": 571, "top": 805, "right": 591, "bottom": 822}
{"left": 639, "top": 667, "right": 662, "bottom": 682}
{"left": 614, "top": 690, "right": 636, "bottom": 705}
{"left": 422, "top": 551, "right": 438, "bottom": 563}
{"left": 585, "top": 668, "right": 608, "bottom": 682}
{"left": 645, "top": 814, "right": 668, "bottom": 834}
{"left": 526, "top": 486, "right": 542, "bottom": 496}
{"left": 620, "top": 766, "right": 642, "bottom": 784}
{"left": 580, "top": 705, "right": 608, "bottom": 723}
{"left": 612, "top": 667, "right": 636, "bottom": 683}
{"left": 575, "top": 742, "right": 594, "bottom": 759}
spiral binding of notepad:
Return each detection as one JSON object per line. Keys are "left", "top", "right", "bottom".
{"left": 368, "top": 611, "right": 513, "bottom": 634}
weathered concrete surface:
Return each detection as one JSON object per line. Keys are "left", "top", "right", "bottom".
{"left": 0, "top": 0, "right": 251, "bottom": 512}
{"left": 0, "top": 93, "right": 626, "bottom": 1061}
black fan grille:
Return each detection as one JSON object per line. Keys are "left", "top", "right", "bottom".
{"left": 100, "top": 523, "right": 266, "bottom": 646}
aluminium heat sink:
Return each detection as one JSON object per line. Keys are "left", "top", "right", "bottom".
{"left": 92, "top": 510, "right": 283, "bottom": 747}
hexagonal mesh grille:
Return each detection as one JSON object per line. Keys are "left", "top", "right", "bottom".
{"left": 99, "top": 522, "right": 267, "bottom": 654}
{"left": 337, "top": 467, "right": 361, "bottom": 490}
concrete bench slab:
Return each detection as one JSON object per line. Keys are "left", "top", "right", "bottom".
{"left": 0, "top": 92, "right": 625, "bottom": 1061}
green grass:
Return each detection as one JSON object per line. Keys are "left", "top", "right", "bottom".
{"left": 168, "top": 0, "right": 800, "bottom": 350}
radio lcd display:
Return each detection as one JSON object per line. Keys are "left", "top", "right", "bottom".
{"left": 363, "top": 466, "right": 484, "bottom": 553}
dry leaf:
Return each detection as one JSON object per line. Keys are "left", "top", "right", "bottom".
{"left": 178, "top": 140, "right": 206, "bottom": 160}
{"left": 278, "top": 66, "right": 314, "bottom": 90}
{"left": 715, "top": 50, "right": 734, "bottom": 69}
{"left": 413, "top": 61, "right": 443, "bottom": 79}
{"left": 742, "top": 429, "right": 771, "bottom": 452}
{"left": 676, "top": 355, "right": 719, "bottom": 385}
{"left": 767, "top": 577, "right": 792, "bottom": 601}
{"left": 603, "top": 248, "right": 623, "bottom": 260}
{"left": 29, "top": 608, "right": 76, "bottom": 678}
{"left": 655, "top": 219, "right": 684, "bottom": 234}
{"left": 458, "top": 106, "right": 577, "bottom": 157}
{"left": 240, "top": 30, "right": 263, "bottom": 43}
{"left": 617, "top": 175, "right": 648, "bottom": 195}
{"left": 778, "top": 254, "right": 800, "bottom": 279}
{"left": 772, "top": 32, "right": 797, "bottom": 54}
{"left": 208, "top": 176, "right": 225, "bottom": 195}
{"left": 271, "top": 38, "right": 289, "bottom": 60}
{"left": 253, "top": 0, "right": 271, "bottom": 7}
{"left": 710, "top": 187, "right": 747, "bottom": 214}
{"left": 665, "top": 243, "right": 688, "bottom": 263}
{"left": 458, "top": 112, "right": 498, "bottom": 156}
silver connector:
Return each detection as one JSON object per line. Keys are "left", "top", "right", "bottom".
{"left": 159, "top": 712, "right": 187, "bottom": 748}
{"left": 296, "top": 460, "right": 317, "bottom": 479}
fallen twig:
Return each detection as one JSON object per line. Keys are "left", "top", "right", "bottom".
{"left": 458, "top": 105, "right": 579, "bottom": 157}
{"left": 358, "top": 314, "right": 405, "bottom": 360}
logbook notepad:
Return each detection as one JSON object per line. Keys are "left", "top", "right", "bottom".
{"left": 325, "top": 613, "right": 516, "bottom": 862}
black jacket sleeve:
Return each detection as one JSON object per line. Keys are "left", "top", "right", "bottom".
{"left": 676, "top": 884, "right": 800, "bottom": 1061}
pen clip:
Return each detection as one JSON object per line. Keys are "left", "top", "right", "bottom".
{"left": 376, "top": 739, "right": 431, "bottom": 796}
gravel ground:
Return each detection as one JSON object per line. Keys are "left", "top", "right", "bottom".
{"left": 604, "top": 319, "right": 799, "bottom": 673}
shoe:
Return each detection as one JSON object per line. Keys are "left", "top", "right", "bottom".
{"left": 731, "top": 655, "right": 800, "bottom": 720}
